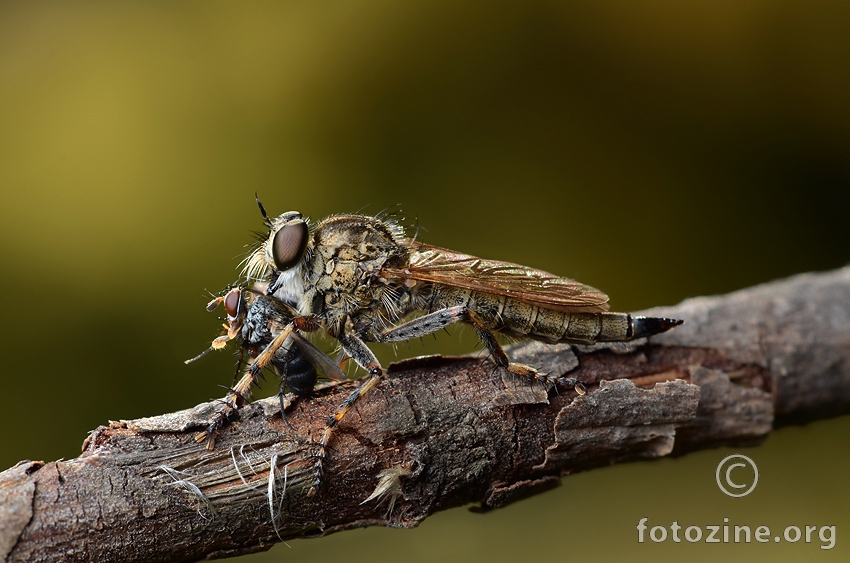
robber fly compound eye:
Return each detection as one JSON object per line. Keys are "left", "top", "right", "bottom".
{"left": 271, "top": 220, "right": 308, "bottom": 271}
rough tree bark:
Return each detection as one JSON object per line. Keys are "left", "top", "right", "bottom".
{"left": 1, "top": 268, "right": 849, "bottom": 563}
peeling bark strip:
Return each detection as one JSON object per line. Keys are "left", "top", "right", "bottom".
{"left": 2, "top": 268, "right": 850, "bottom": 563}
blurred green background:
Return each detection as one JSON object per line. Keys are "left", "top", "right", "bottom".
{"left": 1, "top": 1, "right": 848, "bottom": 561}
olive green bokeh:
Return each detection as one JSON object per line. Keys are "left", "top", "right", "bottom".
{"left": 0, "top": 1, "right": 848, "bottom": 561}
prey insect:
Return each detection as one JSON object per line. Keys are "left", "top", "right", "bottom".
{"left": 242, "top": 198, "right": 684, "bottom": 495}
{"left": 186, "top": 286, "right": 345, "bottom": 448}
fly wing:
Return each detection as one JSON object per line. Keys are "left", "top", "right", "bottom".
{"left": 288, "top": 333, "right": 347, "bottom": 381}
{"left": 381, "top": 242, "right": 609, "bottom": 313}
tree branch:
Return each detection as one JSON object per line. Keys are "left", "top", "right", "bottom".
{"left": 2, "top": 268, "right": 850, "bottom": 563}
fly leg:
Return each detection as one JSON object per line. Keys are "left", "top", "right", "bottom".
{"left": 194, "top": 369, "right": 265, "bottom": 450}
{"left": 277, "top": 360, "right": 295, "bottom": 431}
{"left": 196, "top": 317, "right": 318, "bottom": 449}
{"left": 310, "top": 330, "right": 383, "bottom": 497}
{"left": 377, "top": 306, "right": 586, "bottom": 394}
{"left": 376, "top": 306, "right": 548, "bottom": 382}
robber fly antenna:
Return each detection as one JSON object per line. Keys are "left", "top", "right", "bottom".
{"left": 185, "top": 346, "right": 215, "bottom": 364}
{"left": 255, "top": 193, "right": 273, "bottom": 228}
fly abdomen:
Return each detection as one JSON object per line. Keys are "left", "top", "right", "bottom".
{"left": 471, "top": 294, "right": 625, "bottom": 343}
{"left": 527, "top": 310, "right": 682, "bottom": 344}
{"left": 466, "top": 290, "right": 505, "bottom": 324}
{"left": 629, "top": 315, "right": 683, "bottom": 339}
{"left": 558, "top": 312, "right": 683, "bottom": 343}
{"left": 530, "top": 307, "right": 574, "bottom": 341}
{"left": 272, "top": 351, "right": 317, "bottom": 397}
{"left": 592, "top": 312, "right": 630, "bottom": 342}
{"left": 492, "top": 296, "right": 571, "bottom": 341}
{"left": 500, "top": 297, "right": 537, "bottom": 335}
{"left": 428, "top": 287, "right": 682, "bottom": 344}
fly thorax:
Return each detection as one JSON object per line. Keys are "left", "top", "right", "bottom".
{"left": 242, "top": 299, "right": 273, "bottom": 346}
{"left": 378, "top": 283, "right": 411, "bottom": 321}
{"left": 241, "top": 313, "right": 269, "bottom": 347}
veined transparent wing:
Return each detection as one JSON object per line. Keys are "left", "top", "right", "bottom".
{"left": 381, "top": 243, "right": 609, "bottom": 313}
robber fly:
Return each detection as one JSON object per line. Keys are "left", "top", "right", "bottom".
{"left": 186, "top": 286, "right": 345, "bottom": 448}
{"left": 241, "top": 197, "right": 683, "bottom": 495}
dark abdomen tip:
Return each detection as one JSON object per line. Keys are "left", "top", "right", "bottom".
{"left": 631, "top": 316, "right": 684, "bottom": 339}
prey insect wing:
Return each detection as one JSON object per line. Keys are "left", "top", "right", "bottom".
{"left": 287, "top": 332, "right": 346, "bottom": 382}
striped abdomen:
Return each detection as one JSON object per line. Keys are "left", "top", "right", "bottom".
{"left": 429, "top": 286, "right": 680, "bottom": 344}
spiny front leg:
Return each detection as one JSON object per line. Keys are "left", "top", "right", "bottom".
{"left": 309, "top": 330, "right": 383, "bottom": 497}
{"left": 195, "top": 322, "right": 297, "bottom": 449}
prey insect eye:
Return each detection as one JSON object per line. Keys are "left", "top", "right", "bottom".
{"left": 272, "top": 220, "right": 308, "bottom": 271}
{"left": 224, "top": 289, "right": 242, "bottom": 318}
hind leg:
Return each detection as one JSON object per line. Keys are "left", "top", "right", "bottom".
{"left": 377, "top": 306, "right": 585, "bottom": 393}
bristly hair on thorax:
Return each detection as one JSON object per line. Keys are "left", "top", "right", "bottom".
{"left": 240, "top": 209, "right": 410, "bottom": 286}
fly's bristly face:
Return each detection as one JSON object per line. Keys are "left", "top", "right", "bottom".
{"left": 243, "top": 206, "right": 312, "bottom": 287}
